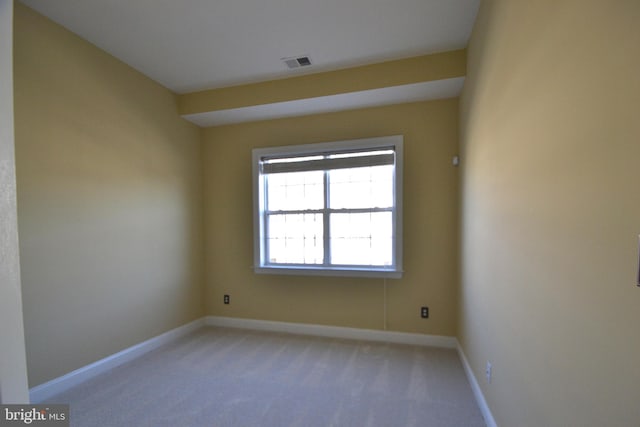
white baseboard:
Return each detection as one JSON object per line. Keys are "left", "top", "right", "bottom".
{"left": 30, "top": 318, "right": 205, "bottom": 403}
{"left": 205, "top": 316, "right": 457, "bottom": 349}
{"left": 456, "top": 340, "right": 498, "bottom": 427}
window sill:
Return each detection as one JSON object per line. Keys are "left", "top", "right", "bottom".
{"left": 254, "top": 265, "right": 403, "bottom": 279}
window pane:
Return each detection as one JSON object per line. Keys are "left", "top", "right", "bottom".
{"left": 266, "top": 170, "right": 324, "bottom": 211}
{"left": 330, "top": 212, "right": 392, "bottom": 266}
{"left": 329, "top": 165, "right": 393, "bottom": 209}
{"left": 267, "top": 213, "right": 323, "bottom": 264}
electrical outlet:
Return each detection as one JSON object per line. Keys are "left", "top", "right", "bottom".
{"left": 420, "top": 306, "right": 429, "bottom": 319}
{"left": 486, "top": 362, "right": 492, "bottom": 384}
{"left": 223, "top": 295, "right": 230, "bottom": 305}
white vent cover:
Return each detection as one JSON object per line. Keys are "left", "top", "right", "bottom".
{"left": 282, "top": 56, "right": 312, "bottom": 69}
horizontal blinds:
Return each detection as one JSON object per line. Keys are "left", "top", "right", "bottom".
{"left": 261, "top": 151, "right": 395, "bottom": 174}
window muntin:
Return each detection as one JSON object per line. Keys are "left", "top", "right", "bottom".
{"left": 253, "top": 136, "right": 403, "bottom": 278}
{"left": 267, "top": 213, "right": 324, "bottom": 264}
{"left": 329, "top": 211, "right": 393, "bottom": 266}
{"left": 329, "top": 165, "right": 394, "bottom": 209}
{"left": 266, "top": 170, "right": 324, "bottom": 211}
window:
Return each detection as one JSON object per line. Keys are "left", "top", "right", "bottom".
{"left": 253, "top": 135, "right": 403, "bottom": 278}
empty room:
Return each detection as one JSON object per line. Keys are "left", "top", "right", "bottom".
{"left": 1, "top": 0, "right": 638, "bottom": 426}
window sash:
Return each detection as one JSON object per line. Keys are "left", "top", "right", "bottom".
{"left": 263, "top": 208, "right": 394, "bottom": 268}
{"left": 262, "top": 176, "right": 395, "bottom": 269}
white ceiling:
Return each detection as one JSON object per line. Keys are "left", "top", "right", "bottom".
{"left": 20, "top": 0, "right": 480, "bottom": 94}
{"left": 184, "top": 77, "right": 465, "bottom": 126}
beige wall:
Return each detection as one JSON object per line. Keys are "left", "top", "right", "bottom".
{"left": 459, "top": 1, "right": 640, "bottom": 426}
{"left": 0, "top": 0, "right": 29, "bottom": 403}
{"left": 178, "top": 50, "right": 466, "bottom": 115}
{"left": 203, "top": 99, "right": 459, "bottom": 336}
{"left": 13, "top": 4, "right": 205, "bottom": 387}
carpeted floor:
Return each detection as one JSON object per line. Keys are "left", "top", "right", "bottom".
{"left": 45, "top": 327, "right": 485, "bottom": 427}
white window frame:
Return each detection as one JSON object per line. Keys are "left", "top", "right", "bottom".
{"left": 252, "top": 135, "right": 403, "bottom": 278}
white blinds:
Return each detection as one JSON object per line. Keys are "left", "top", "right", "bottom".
{"left": 260, "top": 149, "right": 395, "bottom": 174}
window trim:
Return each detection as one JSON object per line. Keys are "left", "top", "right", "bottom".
{"left": 252, "top": 135, "right": 403, "bottom": 279}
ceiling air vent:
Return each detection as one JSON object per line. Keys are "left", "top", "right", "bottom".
{"left": 282, "top": 56, "right": 312, "bottom": 69}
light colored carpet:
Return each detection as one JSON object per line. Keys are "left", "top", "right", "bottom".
{"left": 45, "top": 327, "right": 485, "bottom": 427}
